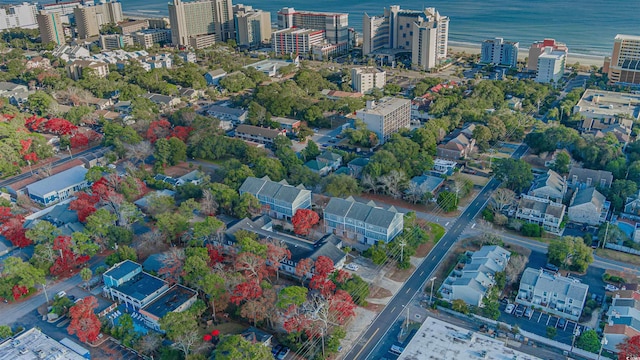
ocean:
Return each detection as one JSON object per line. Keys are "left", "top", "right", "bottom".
{"left": 5, "top": 0, "right": 639, "bottom": 56}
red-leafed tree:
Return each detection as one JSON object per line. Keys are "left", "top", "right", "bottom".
{"left": 170, "top": 126, "right": 193, "bottom": 142}
{"left": 11, "top": 285, "right": 28, "bottom": 300}
{"left": 69, "top": 192, "right": 99, "bottom": 222}
{"left": 24, "top": 115, "right": 47, "bottom": 131}
{"left": 283, "top": 313, "right": 312, "bottom": 334}
{"left": 70, "top": 133, "right": 89, "bottom": 148}
{"left": 206, "top": 244, "right": 226, "bottom": 266}
{"left": 309, "top": 275, "right": 336, "bottom": 297}
{"left": 19, "top": 138, "right": 32, "bottom": 155}
{"left": 44, "top": 118, "right": 77, "bottom": 135}
{"left": 291, "top": 209, "right": 320, "bottom": 236}
{"left": 235, "top": 252, "right": 269, "bottom": 282}
{"left": 50, "top": 236, "right": 89, "bottom": 276}
{"left": 265, "top": 240, "right": 291, "bottom": 281}
{"left": 314, "top": 256, "right": 334, "bottom": 278}
{"left": 333, "top": 269, "right": 352, "bottom": 284}
{"left": 328, "top": 290, "right": 357, "bottom": 324}
{"left": 0, "top": 217, "right": 32, "bottom": 248}
{"left": 158, "top": 248, "right": 186, "bottom": 285}
{"left": 67, "top": 296, "right": 101, "bottom": 343}
{"left": 619, "top": 334, "right": 640, "bottom": 359}
{"left": 0, "top": 206, "right": 11, "bottom": 223}
{"left": 230, "top": 280, "right": 262, "bottom": 305}
{"left": 295, "top": 258, "right": 313, "bottom": 285}
{"left": 23, "top": 152, "right": 38, "bottom": 162}
{"left": 146, "top": 119, "right": 172, "bottom": 143}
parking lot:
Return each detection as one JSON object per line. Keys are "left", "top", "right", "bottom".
{"left": 499, "top": 302, "right": 587, "bottom": 344}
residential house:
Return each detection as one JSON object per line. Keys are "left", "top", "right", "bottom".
{"left": 516, "top": 267, "right": 589, "bottom": 321}
{"left": 515, "top": 194, "right": 566, "bottom": 234}
{"left": 103, "top": 260, "right": 170, "bottom": 310}
{"left": 272, "top": 116, "right": 301, "bottom": 132}
{"left": 222, "top": 216, "right": 346, "bottom": 276}
{"left": 242, "top": 327, "right": 273, "bottom": 347}
{"left": 204, "top": 69, "right": 227, "bottom": 86}
{"left": 178, "top": 87, "right": 201, "bottom": 100}
{"left": 134, "top": 189, "right": 175, "bottom": 213}
{"left": 439, "top": 246, "right": 510, "bottom": 307}
{"left": 323, "top": 196, "right": 404, "bottom": 245}
{"left": 528, "top": 169, "right": 567, "bottom": 203}
{"left": 206, "top": 105, "right": 248, "bottom": 124}
{"left": 25, "top": 56, "right": 51, "bottom": 70}
{"left": 138, "top": 284, "right": 198, "bottom": 331}
{"left": 568, "top": 187, "right": 610, "bottom": 225}
{"left": 406, "top": 174, "right": 444, "bottom": 198}
{"left": 25, "top": 202, "right": 84, "bottom": 236}
{"left": 604, "top": 289, "right": 640, "bottom": 353}
{"left": 239, "top": 176, "right": 312, "bottom": 220}
{"left": 178, "top": 170, "right": 205, "bottom": 185}
{"left": 234, "top": 125, "right": 285, "bottom": 148}
{"left": 142, "top": 93, "right": 181, "bottom": 111}
{"left": 154, "top": 174, "right": 181, "bottom": 187}
{"left": 0, "top": 81, "right": 32, "bottom": 106}
{"left": 436, "top": 133, "right": 475, "bottom": 160}
{"left": 567, "top": 167, "right": 613, "bottom": 189}
{"left": 52, "top": 44, "right": 90, "bottom": 61}
{"left": 26, "top": 166, "right": 89, "bottom": 206}
{"left": 347, "top": 157, "right": 369, "bottom": 179}
{"left": 306, "top": 151, "right": 343, "bottom": 176}
{"left": 66, "top": 60, "right": 109, "bottom": 80}
{"left": 113, "top": 100, "right": 132, "bottom": 114}
{"left": 624, "top": 191, "right": 640, "bottom": 217}
{"left": 432, "top": 158, "right": 457, "bottom": 175}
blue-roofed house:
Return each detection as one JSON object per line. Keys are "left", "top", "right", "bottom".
{"left": 323, "top": 196, "right": 404, "bottom": 245}
{"left": 26, "top": 166, "right": 89, "bottom": 206}
{"left": 103, "top": 260, "right": 169, "bottom": 310}
{"left": 239, "top": 176, "right": 311, "bottom": 220}
{"left": 204, "top": 69, "right": 227, "bottom": 86}
{"left": 103, "top": 260, "right": 142, "bottom": 288}
{"left": 406, "top": 174, "right": 444, "bottom": 198}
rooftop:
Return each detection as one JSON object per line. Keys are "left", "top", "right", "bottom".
{"left": 140, "top": 284, "right": 197, "bottom": 319}
{"left": 239, "top": 176, "right": 309, "bottom": 204}
{"left": 571, "top": 187, "right": 606, "bottom": 208}
{"left": 520, "top": 268, "right": 589, "bottom": 302}
{"left": 358, "top": 97, "right": 410, "bottom": 116}
{"left": 25, "top": 166, "right": 88, "bottom": 197}
{"left": 324, "top": 196, "right": 402, "bottom": 228}
{"left": 235, "top": 125, "right": 282, "bottom": 139}
{"left": 104, "top": 259, "right": 141, "bottom": 281}
{"left": 575, "top": 89, "right": 640, "bottom": 120}
{"left": 398, "top": 317, "right": 541, "bottom": 360}
{"left": 114, "top": 272, "right": 167, "bottom": 301}
{"left": 0, "top": 328, "right": 86, "bottom": 360}
{"left": 207, "top": 104, "right": 247, "bottom": 116}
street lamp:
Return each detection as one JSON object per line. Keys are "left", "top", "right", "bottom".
{"left": 598, "top": 336, "right": 608, "bottom": 359}
{"left": 570, "top": 326, "right": 581, "bottom": 353}
{"left": 42, "top": 283, "right": 49, "bottom": 304}
{"left": 429, "top": 277, "right": 437, "bottom": 305}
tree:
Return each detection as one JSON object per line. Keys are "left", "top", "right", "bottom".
{"left": 548, "top": 236, "right": 593, "bottom": 272}
{"left": 550, "top": 151, "right": 571, "bottom": 174}
{"left": 576, "top": 329, "right": 601, "bottom": 353}
{"left": 105, "top": 245, "right": 138, "bottom": 267}
{"left": 334, "top": 274, "right": 369, "bottom": 306}
{"left": 493, "top": 158, "right": 534, "bottom": 192}
{"left": 27, "top": 91, "right": 54, "bottom": 115}
{"left": 80, "top": 267, "right": 92, "bottom": 289}
{"left": 265, "top": 239, "right": 291, "bottom": 281}
{"left": 158, "top": 248, "right": 186, "bottom": 284}
{"left": 302, "top": 140, "right": 321, "bottom": 161}
{"left": 200, "top": 272, "right": 225, "bottom": 322}
{"left": 314, "top": 256, "right": 334, "bottom": 278}
{"left": 277, "top": 286, "right": 308, "bottom": 309}
{"left": 0, "top": 325, "right": 12, "bottom": 339}
{"left": 472, "top": 125, "right": 492, "bottom": 152}
{"left": 215, "top": 335, "right": 272, "bottom": 360}
{"left": 618, "top": 334, "right": 640, "bottom": 359}
{"left": 490, "top": 188, "right": 515, "bottom": 213}
{"left": 452, "top": 299, "right": 469, "bottom": 314}
{"left": 322, "top": 174, "right": 360, "bottom": 197}
{"left": 546, "top": 326, "right": 557, "bottom": 339}
{"left": 295, "top": 258, "right": 313, "bottom": 285}
{"left": 291, "top": 209, "right": 320, "bottom": 236}
{"left": 67, "top": 296, "right": 101, "bottom": 343}
{"left": 437, "top": 191, "right": 458, "bottom": 212}
{"left": 159, "top": 310, "right": 201, "bottom": 357}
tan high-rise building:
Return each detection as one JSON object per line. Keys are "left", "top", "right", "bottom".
{"left": 527, "top": 39, "right": 567, "bottom": 72}
{"left": 605, "top": 34, "right": 640, "bottom": 86}
{"left": 74, "top": 6, "right": 99, "bottom": 39}
{"left": 168, "top": 0, "right": 235, "bottom": 47}
{"left": 37, "top": 11, "right": 65, "bottom": 45}
{"left": 351, "top": 67, "right": 386, "bottom": 94}
{"left": 277, "top": 7, "right": 349, "bottom": 46}
{"left": 355, "top": 97, "right": 411, "bottom": 145}
{"left": 233, "top": 4, "right": 270, "bottom": 48}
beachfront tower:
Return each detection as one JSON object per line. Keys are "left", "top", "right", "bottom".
{"left": 605, "top": 34, "right": 640, "bottom": 86}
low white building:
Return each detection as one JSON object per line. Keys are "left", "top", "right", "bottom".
{"left": 351, "top": 67, "right": 386, "bottom": 94}
{"left": 26, "top": 166, "right": 89, "bottom": 206}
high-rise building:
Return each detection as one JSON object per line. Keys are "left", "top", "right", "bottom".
{"left": 271, "top": 28, "right": 324, "bottom": 56}
{"left": 233, "top": 4, "right": 271, "bottom": 48}
{"left": 133, "top": 29, "right": 172, "bottom": 49}
{"left": 351, "top": 67, "right": 386, "bottom": 94}
{"left": 40, "top": 0, "right": 82, "bottom": 24}
{"left": 536, "top": 47, "right": 566, "bottom": 84}
{"left": 605, "top": 34, "right": 640, "bottom": 86}
{"left": 74, "top": 2, "right": 122, "bottom": 39}
{"left": 0, "top": 2, "right": 38, "bottom": 31}
{"left": 356, "top": 97, "right": 411, "bottom": 144}
{"left": 37, "top": 11, "right": 65, "bottom": 45}
{"left": 527, "top": 39, "right": 567, "bottom": 72}
{"left": 277, "top": 7, "right": 349, "bottom": 46}
{"left": 168, "top": 0, "right": 235, "bottom": 47}
{"left": 480, "top": 38, "right": 519, "bottom": 68}
{"left": 361, "top": 6, "right": 448, "bottom": 71}
{"left": 99, "top": 33, "right": 133, "bottom": 50}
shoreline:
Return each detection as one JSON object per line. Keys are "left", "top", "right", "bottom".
{"left": 448, "top": 42, "right": 605, "bottom": 68}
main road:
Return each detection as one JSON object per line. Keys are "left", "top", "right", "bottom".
{"left": 345, "top": 144, "right": 529, "bottom": 360}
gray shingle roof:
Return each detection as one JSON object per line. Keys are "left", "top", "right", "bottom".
{"left": 324, "top": 197, "right": 402, "bottom": 228}
{"left": 235, "top": 125, "right": 281, "bottom": 139}
{"left": 571, "top": 187, "right": 605, "bottom": 208}
{"left": 26, "top": 166, "right": 88, "bottom": 197}
{"left": 569, "top": 167, "right": 613, "bottom": 187}
{"left": 239, "top": 176, "right": 310, "bottom": 206}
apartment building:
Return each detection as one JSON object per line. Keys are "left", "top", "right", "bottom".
{"left": 527, "top": 39, "right": 568, "bottom": 72}
{"left": 99, "top": 34, "right": 133, "bottom": 50}
{"left": 118, "top": 19, "right": 148, "bottom": 34}
{"left": 528, "top": 169, "right": 567, "bottom": 203}
{"left": 169, "top": 0, "right": 234, "bottom": 47}
{"left": 355, "top": 97, "right": 411, "bottom": 144}
{"left": 362, "top": 6, "right": 448, "bottom": 71}
{"left": 351, "top": 67, "right": 386, "bottom": 93}
{"left": 239, "top": 176, "right": 312, "bottom": 220}
{"left": 0, "top": 2, "right": 37, "bottom": 31}
{"left": 67, "top": 59, "right": 109, "bottom": 80}
{"left": 517, "top": 268, "right": 589, "bottom": 321}
{"left": 440, "top": 246, "right": 510, "bottom": 307}
{"left": 271, "top": 28, "right": 325, "bottom": 56}
{"left": 604, "top": 34, "right": 640, "bottom": 86}
{"left": 233, "top": 4, "right": 271, "bottom": 48}
{"left": 536, "top": 47, "right": 566, "bottom": 84}
{"left": 568, "top": 187, "right": 610, "bottom": 226}
{"left": 480, "top": 37, "right": 519, "bottom": 68}
{"left": 568, "top": 167, "right": 614, "bottom": 189}
{"left": 323, "top": 196, "right": 404, "bottom": 244}
{"left": 26, "top": 166, "right": 89, "bottom": 206}
{"left": 132, "top": 29, "right": 172, "bottom": 49}
{"left": 604, "top": 289, "right": 640, "bottom": 353}
{"left": 515, "top": 195, "right": 566, "bottom": 234}
{"left": 277, "top": 7, "right": 349, "bottom": 46}
{"left": 74, "top": 1, "right": 122, "bottom": 39}
{"left": 37, "top": 11, "right": 65, "bottom": 45}
{"left": 39, "top": 0, "right": 82, "bottom": 24}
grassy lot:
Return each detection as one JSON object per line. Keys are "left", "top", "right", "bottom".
{"left": 430, "top": 223, "right": 445, "bottom": 243}
{"left": 595, "top": 248, "right": 640, "bottom": 267}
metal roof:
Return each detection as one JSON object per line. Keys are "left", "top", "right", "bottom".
{"left": 26, "top": 166, "right": 87, "bottom": 197}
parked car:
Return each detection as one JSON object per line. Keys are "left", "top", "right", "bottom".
{"left": 68, "top": 295, "right": 76, "bottom": 301}
{"left": 605, "top": 284, "right": 620, "bottom": 292}
{"left": 271, "top": 345, "right": 283, "bottom": 356}
{"left": 545, "top": 263, "right": 559, "bottom": 273}
{"left": 505, "top": 304, "right": 515, "bottom": 314}
{"left": 557, "top": 318, "right": 567, "bottom": 329}
{"left": 56, "top": 291, "right": 66, "bottom": 299}
{"left": 524, "top": 307, "right": 533, "bottom": 319}
{"left": 514, "top": 305, "right": 525, "bottom": 317}
{"left": 276, "top": 347, "right": 290, "bottom": 360}
{"left": 345, "top": 263, "right": 359, "bottom": 271}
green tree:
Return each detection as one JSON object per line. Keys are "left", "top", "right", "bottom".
{"left": 232, "top": 192, "right": 260, "bottom": 219}
{"left": 72, "top": 231, "right": 100, "bottom": 257}
{"left": 215, "top": 335, "right": 272, "bottom": 360}
{"left": 200, "top": 272, "right": 225, "bottom": 322}
{"left": 322, "top": 174, "right": 360, "bottom": 197}
{"left": 159, "top": 310, "right": 201, "bottom": 357}
{"left": 252, "top": 157, "right": 286, "bottom": 181}
{"left": 576, "top": 329, "right": 601, "bottom": 353}
{"left": 550, "top": 152, "right": 571, "bottom": 174}
{"left": 335, "top": 274, "right": 369, "bottom": 306}
{"left": 3, "top": 257, "right": 45, "bottom": 289}
{"left": 221, "top": 159, "right": 255, "bottom": 190}
{"left": 452, "top": 299, "right": 469, "bottom": 314}
{"left": 192, "top": 216, "right": 225, "bottom": 243}
{"left": 363, "top": 242, "right": 387, "bottom": 265}
{"left": 105, "top": 245, "right": 138, "bottom": 267}
{"left": 0, "top": 325, "right": 12, "bottom": 339}
{"left": 546, "top": 326, "right": 557, "bottom": 339}
{"left": 84, "top": 208, "right": 117, "bottom": 247}
{"left": 277, "top": 286, "right": 308, "bottom": 309}
{"left": 437, "top": 191, "right": 458, "bottom": 212}
{"left": 80, "top": 267, "right": 92, "bottom": 289}
{"left": 27, "top": 91, "right": 54, "bottom": 115}
{"left": 302, "top": 140, "right": 321, "bottom": 161}
{"left": 26, "top": 221, "right": 59, "bottom": 245}
{"left": 472, "top": 125, "right": 492, "bottom": 152}
{"left": 492, "top": 158, "right": 534, "bottom": 192}
{"left": 547, "top": 236, "right": 593, "bottom": 272}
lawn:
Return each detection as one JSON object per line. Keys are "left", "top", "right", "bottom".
{"left": 595, "top": 248, "right": 640, "bottom": 267}
{"left": 430, "top": 223, "right": 445, "bottom": 243}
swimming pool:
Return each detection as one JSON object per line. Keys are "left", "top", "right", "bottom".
{"left": 617, "top": 221, "right": 635, "bottom": 238}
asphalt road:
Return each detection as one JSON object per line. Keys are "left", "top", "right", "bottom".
{"left": 345, "top": 144, "right": 529, "bottom": 360}
{"left": 0, "top": 146, "right": 109, "bottom": 189}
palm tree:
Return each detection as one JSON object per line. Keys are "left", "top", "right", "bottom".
{"left": 80, "top": 267, "right": 92, "bottom": 289}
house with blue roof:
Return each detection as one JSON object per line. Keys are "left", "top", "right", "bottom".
{"left": 26, "top": 166, "right": 89, "bottom": 206}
